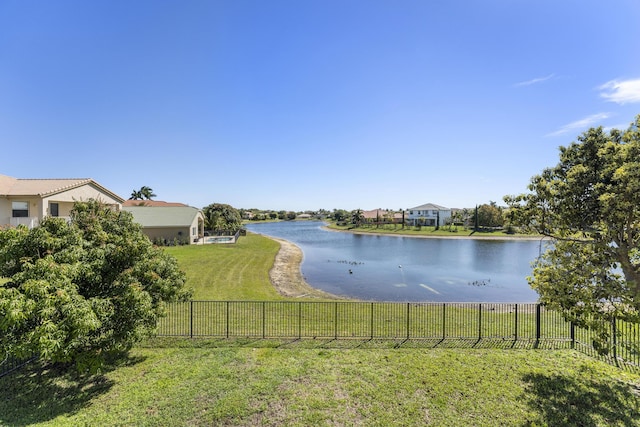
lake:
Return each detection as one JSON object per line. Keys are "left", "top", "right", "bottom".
{"left": 245, "top": 221, "right": 547, "bottom": 303}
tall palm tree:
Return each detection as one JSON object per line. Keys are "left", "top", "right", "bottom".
{"left": 129, "top": 189, "right": 143, "bottom": 200}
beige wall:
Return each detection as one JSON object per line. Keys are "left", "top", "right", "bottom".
{"left": 1, "top": 183, "right": 123, "bottom": 227}
{"left": 141, "top": 227, "right": 193, "bottom": 244}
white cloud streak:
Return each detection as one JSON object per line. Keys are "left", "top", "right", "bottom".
{"left": 546, "top": 112, "right": 612, "bottom": 137}
{"left": 514, "top": 74, "right": 555, "bottom": 87}
{"left": 599, "top": 78, "right": 640, "bottom": 104}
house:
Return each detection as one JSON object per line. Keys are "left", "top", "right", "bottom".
{"left": 0, "top": 174, "right": 124, "bottom": 229}
{"left": 407, "top": 203, "right": 452, "bottom": 226}
{"left": 362, "top": 209, "right": 404, "bottom": 224}
{"left": 122, "top": 204, "right": 205, "bottom": 245}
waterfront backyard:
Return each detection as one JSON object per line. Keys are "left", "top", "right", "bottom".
{"left": 1, "top": 233, "right": 639, "bottom": 426}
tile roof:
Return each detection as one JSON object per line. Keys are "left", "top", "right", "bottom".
{"left": 0, "top": 174, "right": 124, "bottom": 202}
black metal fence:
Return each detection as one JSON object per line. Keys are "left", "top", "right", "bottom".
{"left": 3, "top": 301, "right": 637, "bottom": 377}
{"left": 157, "top": 301, "right": 639, "bottom": 368}
{"left": 0, "top": 354, "right": 37, "bottom": 379}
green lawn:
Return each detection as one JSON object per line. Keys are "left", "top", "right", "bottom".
{"left": 1, "top": 342, "right": 639, "bottom": 426}
{"left": 2, "top": 233, "right": 639, "bottom": 426}
{"left": 164, "top": 233, "right": 287, "bottom": 300}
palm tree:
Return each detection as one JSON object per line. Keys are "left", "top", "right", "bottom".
{"left": 351, "top": 209, "right": 364, "bottom": 227}
{"left": 139, "top": 186, "right": 156, "bottom": 200}
{"left": 130, "top": 186, "right": 156, "bottom": 200}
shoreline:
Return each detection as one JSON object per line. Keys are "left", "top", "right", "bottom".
{"left": 323, "top": 225, "right": 549, "bottom": 241}
{"left": 263, "top": 226, "right": 547, "bottom": 301}
{"left": 268, "top": 237, "right": 344, "bottom": 300}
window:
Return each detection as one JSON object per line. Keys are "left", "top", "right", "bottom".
{"left": 12, "top": 201, "right": 29, "bottom": 217}
{"left": 50, "top": 202, "right": 59, "bottom": 217}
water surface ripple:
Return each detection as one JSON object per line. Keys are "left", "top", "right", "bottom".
{"left": 246, "top": 221, "right": 545, "bottom": 302}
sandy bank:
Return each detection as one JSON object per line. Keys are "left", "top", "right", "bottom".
{"left": 269, "top": 237, "right": 343, "bottom": 300}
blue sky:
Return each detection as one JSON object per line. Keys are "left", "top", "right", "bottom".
{"left": 2, "top": 1, "right": 639, "bottom": 211}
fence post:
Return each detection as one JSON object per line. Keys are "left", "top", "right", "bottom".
{"left": 535, "top": 304, "right": 541, "bottom": 347}
{"left": 262, "top": 301, "right": 266, "bottom": 339}
{"left": 514, "top": 304, "right": 518, "bottom": 341}
{"left": 570, "top": 321, "right": 575, "bottom": 349}
{"left": 406, "top": 303, "right": 410, "bottom": 340}
{"left": 370, "top": 302, "right": 374, "bottom": 340}
{"left": 442, "top": 303, "right": 446, "bottom": 340}
{"left": 190, "top": 300, "right": 194, "bottom": 339}
{"left": 298, "top": 302, "right": 302, "bottom": 339}
{"left": 334, "top": 301, "right": 338, "bottom": 340}
{"left": 478, "top": 303, "right": 482, "bottom": 341}
{"left": 612, "top": 317, "right": 618, "bottom": 365}
{"left": 226, "top": 301, "right": 230, "bottom": 339}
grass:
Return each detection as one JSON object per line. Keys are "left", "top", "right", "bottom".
{"left": 2, "top": 232, "right": 640, "bottom": 425}
{"left": 1, "top": 341, "right": 639, "bottom": 426}
{"left": 326, "top": 222, "right": 540, "bottom": 239}
{"left": 164, "top": 233, "right": 287, "bottom": 300}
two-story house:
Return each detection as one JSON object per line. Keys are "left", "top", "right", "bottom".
{"left": 407, "top": 203, "right": 452, "bottom": 227}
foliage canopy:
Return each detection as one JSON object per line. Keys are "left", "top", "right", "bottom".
{"left": 203, "top": 203, "right": 242, "bottom": 232}
{"left": 0, "top": 200, "right": 191, "bottom": 371}
{"left": 505, "top": 115, "right": 640, "bottom": 351}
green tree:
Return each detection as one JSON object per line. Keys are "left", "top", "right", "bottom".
{"left": 473, "top": 202, "right": 505, "bottom": 228}
{"left": 130, "top": 186, "right": 156, "bottom": 200}
{"left": 350, "top": 209, "right": 364, "bottom": 227}
{"left": 504, "top": 116, "right": 640, "bottom": 352}
{"left": 0, "top": 200, "right": 191, "bottom": 371}
{"left": 332, "top": 209, "right": 349, "bottom": 222}
{"left": 203, "top": 203, "right": 242, "bottom": 232}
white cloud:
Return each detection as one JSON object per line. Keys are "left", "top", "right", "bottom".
{"left": 546, "top": 112, "right": 612, "bottom": 137}
{"left": 514, "top": 74, "right": 555, "bottom": 87}
{"left": 599, "top": 78, "right": 640, "bottom": 104}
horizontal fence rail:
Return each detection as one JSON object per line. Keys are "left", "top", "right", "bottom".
{"left": 157, "top": 301, "right": 639, "bottom": 368}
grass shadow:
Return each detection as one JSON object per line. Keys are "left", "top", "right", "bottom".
{"left": 522, "top": 367, "right": 640, "bottom": 426}
{"left": 0, "top": 353, "right": 146, "bottom": 426}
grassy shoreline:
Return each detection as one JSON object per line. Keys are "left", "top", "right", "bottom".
{"left": 325, "top": 222, "right": 546, "bottom": 240}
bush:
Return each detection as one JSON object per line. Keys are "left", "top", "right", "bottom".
{"left": 0, "top": 200, "right": 192, "bottom": 372}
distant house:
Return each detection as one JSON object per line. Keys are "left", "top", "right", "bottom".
{"left": 407, "top": 203, "right": 451, "bottom": 226}
{"left": 0, "top": 174, "right": 124, "bottom": 229}
{"left": 362, "top": 209, "right": 403, "bottom": 224}
{"left": 122, "top": 204, "right": 205, "bottom": 245}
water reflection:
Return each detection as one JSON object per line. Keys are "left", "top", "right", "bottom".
{"left": 246, "top": 221, "right": 544, "bottom": 303}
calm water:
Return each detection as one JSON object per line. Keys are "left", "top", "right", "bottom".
{"left": 245, "top": 221, "right": 546, "bottom": 302}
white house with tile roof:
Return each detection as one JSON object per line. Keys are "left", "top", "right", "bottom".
{"left": 0, "top": 174, "right": 124, "bottom": 229}
{"left": 407, "top": 203, "right": 451, "bottom": 226}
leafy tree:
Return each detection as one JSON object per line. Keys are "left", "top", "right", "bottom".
{"left": 504, "top": 116, "right": 640, "bottom": 352}
{"left": 0, "top": 200, "right": 191, "bottom": 371}
{"left": 332, "top": 209, "right": 349, "bottom": 222}
{"left": 473, "top": 202, "right": 505, "bottom": 228}
{"left": 286, "top": 211, "right": 297, "bottom": 220}
{"left": 203, "top": 203, "right": 242, "bottom": 232}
